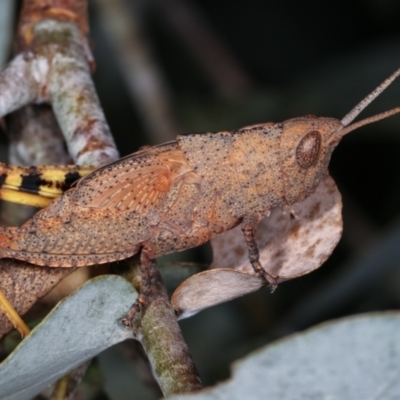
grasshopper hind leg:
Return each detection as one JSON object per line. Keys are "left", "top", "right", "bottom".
{"left": 241, "top": 217, "right": 278, "bottom": 292}
{"left": 120, "top": 249, "right": 160, "bottom": 326}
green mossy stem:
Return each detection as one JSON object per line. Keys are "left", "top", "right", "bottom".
{"left": 121, "top": 257, "right": 203, "bottom": 395}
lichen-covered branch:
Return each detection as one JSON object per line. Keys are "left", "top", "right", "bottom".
{"left": 0, "top": 0, "right": 119, "bottom": 166}
{"left": 40, "top": 19, "right": 119, "bottom": 165}
{"left": 0, "top": 54, "right": 39, "bottom": 118}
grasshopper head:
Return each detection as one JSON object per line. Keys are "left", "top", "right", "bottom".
{"left": 279, "top": 116, "right": 343, "bottom": 205}
{"left": 279, "top": 67, "right": 400, "bottom": 206}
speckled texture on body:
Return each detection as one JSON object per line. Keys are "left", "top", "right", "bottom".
{"left": 0, "top": 116, "right": 345, "bottom": 269}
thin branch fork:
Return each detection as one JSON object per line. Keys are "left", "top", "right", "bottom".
{"left": 0, "top": 2, "right": 119, "bottom": 166}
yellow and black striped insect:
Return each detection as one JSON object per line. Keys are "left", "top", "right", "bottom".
{"left": 0, "top": 163, "right": 94, "bottom": 208}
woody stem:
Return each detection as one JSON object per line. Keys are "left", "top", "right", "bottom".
{"left": 120, "top": 256, "right": 203, "bottom": 395}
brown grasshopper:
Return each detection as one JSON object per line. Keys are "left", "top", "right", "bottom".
{"left": 1, "top": 67, "right": 400, "bottom": 324}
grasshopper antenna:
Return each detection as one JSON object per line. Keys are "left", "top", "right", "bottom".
{"left": 341, "top": 66, "right": 400, "bottom": 126}
{"left": 336, "top": 67, "right": 400, "bottom": 138}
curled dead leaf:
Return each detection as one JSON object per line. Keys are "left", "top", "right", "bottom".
{"left": 211, "top": 174, "right": 343, "bottom": 278}
{"left": 172, "top": 174, "right": 342, "bottom": 318}
{"left": 172, "top": 269, "right": 262, "bottom": 319}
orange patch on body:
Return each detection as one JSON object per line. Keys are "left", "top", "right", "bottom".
{"left": 155, "top": 174, "right": 171, "bottom": 193}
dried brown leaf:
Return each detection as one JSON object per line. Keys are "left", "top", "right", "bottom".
{"left": 172, "top": 269, "right": 262, "bottom": 318}
{"left": 172, "top": 175, "right": 342, "bottom": 318}
{"left": 211, "top": 174, "right": 342, "bottom": 278}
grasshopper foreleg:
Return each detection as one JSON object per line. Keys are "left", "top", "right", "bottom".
{"left": 241, "top": 216, "right": 278, "bottom": 292}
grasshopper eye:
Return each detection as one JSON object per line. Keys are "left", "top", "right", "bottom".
{"left": 296, "top": 131, "right": 321, "bottom": 168}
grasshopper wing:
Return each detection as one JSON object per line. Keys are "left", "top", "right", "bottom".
{"left": 72, "top": 142, "right": 193, "bottom": 214}
{"left": 0, "top": 142, "right": 195, "bottom": 267}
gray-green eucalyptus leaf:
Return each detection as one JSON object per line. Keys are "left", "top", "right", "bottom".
{"left": 0, "top": 275, "right": 137, "bottom": 400}
{"left": 168, "top": 313, "right": 400, "bottom": 400}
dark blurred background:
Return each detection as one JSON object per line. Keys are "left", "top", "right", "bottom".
{"left": 4, "top": 0, "right": 400, "bottom": 398}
